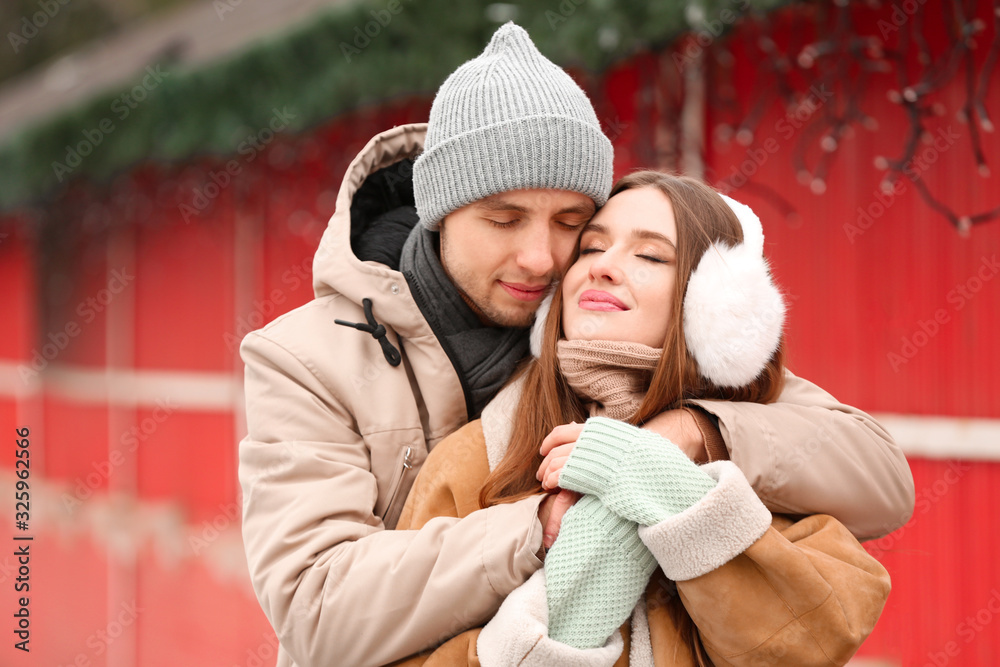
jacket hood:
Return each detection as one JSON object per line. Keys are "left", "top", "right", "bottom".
{"left": 312, "top": 123, "right": 429, "bottom": 335}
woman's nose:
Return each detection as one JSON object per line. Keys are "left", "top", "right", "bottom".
{"left": 588, "top": 249, "right": 624, "bottom": 284}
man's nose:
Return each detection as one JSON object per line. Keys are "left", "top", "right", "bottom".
{"left": 516, "top": 225, "right": 557, "bottom": 276}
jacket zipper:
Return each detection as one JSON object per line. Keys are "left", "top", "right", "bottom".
{"left": 382, "top": 446, "right": 413, "bottom": 527}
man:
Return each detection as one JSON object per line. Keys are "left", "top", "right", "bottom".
{"left": 239, "top": 23, "right": 913, "bottom": 667}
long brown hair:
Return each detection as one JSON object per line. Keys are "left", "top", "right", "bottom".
{"left": 480, "top": 171, "right": 786, "bottom": 509}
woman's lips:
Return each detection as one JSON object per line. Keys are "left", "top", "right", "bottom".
{"left": 499, "top": 281, "right": 548, "bottom": 302}
{"left": 578, "top": 289, "right": 628, "bottom": 311}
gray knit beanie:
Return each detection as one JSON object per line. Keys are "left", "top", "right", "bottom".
{"left": 413, "top": 22, "right": 614, "bottom": 230}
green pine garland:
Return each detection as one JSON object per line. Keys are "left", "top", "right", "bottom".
{"left": 0, "top": 0, "right": 789, "bottom": 211}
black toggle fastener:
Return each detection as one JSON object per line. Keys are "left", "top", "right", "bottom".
{"left": 335, "top": 298, "right": 402, "bottom": 367}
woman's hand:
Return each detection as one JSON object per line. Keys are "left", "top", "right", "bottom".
{"left": 537, "top": 422, "right": 586, "bottom": 490}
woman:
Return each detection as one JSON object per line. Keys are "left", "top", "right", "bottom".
{"left": 392, "top": 172, "right": 890, "bottom": 666}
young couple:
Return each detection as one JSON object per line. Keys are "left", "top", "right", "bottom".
{"left": 238, "top": 22, "right": 913, "bottom": 667}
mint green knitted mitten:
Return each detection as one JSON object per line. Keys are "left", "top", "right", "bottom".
{"left": 545, "top": 494, "right": 657, "bottom": 649}
{"left": 559, "top": 417, "right": 718, "bottom": 526}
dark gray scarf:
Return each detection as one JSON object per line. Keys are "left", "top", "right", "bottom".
{"left": 400, "top": 224, "right": 529, "bottom": 419}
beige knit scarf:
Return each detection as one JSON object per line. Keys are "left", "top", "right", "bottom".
{"left": 556, "top": 339, "right": 663, "bottom": 422}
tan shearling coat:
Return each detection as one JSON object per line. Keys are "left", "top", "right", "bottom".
{"left": 390, "top": 419, "right": 891, "bottom": 666}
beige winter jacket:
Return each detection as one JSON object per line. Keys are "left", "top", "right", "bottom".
{"left": 238, "top": 123, "right": 913, "bottom": 667}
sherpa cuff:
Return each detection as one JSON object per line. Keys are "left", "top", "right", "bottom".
{"left": 478, "top": 569, "right": 624, "bottom": 667}
{"left": 638, "top": 461, "right": 772, "bottom": 581}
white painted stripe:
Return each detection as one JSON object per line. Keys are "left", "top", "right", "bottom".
{"left": 0, "top": 361, "right": 242, "bottom": 411}
{"left": 1, "top": 361, "right": 998, "bottom": 459}
{"left": 0, "top": 360, "right": 35, "bottom": 398}
{"left": 872, "top": 413, "right": 1000, "bottom": 461}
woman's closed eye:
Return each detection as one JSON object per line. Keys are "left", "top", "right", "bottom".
{"left": 635, "top": 243, "right": 673, "bottom": 263}
{"left": 579, "top": 246, "right": 670, "bottom": 264}
{"left": 638, "top": 254, "right": 670, "bottom": 264}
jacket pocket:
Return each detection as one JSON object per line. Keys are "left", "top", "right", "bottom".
{"left": 381, "top": 445, "right": 416, "bottom": 529}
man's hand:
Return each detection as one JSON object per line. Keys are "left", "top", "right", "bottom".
{"left": 537, "top": 489, "right": 581, "bottom": 550}
{"left": 642, "top": 409, "right": 708, "bottom": 463}
{"left": 537, "top": 422, "right": 585, "bottom": 490}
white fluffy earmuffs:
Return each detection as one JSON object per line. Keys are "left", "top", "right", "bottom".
{"left": 682, "top": 194, "right": 785, "bottom": 387}
{"left": 529, "top": 193, "right": 785, "bottom": 389}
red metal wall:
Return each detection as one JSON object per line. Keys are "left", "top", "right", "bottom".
{"left": 693, "top": 3, "right": 1000, "bottom": 664}
{"left": 0, "top": 1, "right": 998, "bottom": 665}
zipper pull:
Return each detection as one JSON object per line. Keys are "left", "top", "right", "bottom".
{"left": 402, "top": 446, "right": 413, "bottom": 470}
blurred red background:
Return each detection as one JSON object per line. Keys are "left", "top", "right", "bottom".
{"left": 0, "top": 1, "right": 998, "bottom": 665}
